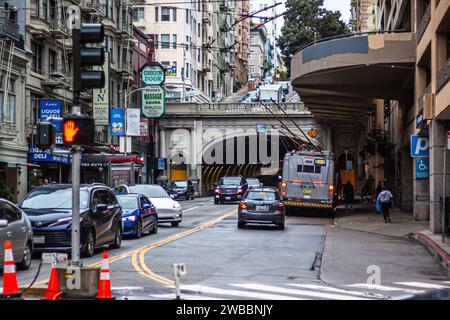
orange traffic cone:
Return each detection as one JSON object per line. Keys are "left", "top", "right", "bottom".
{"left": 96, "top": 250, "right": 114, "bottom": 300}
{"left": 43, "top": 259, "right": 61, "bottom": 300}
{"left": 0, "top": 240, "right": 21, "bottom": 299}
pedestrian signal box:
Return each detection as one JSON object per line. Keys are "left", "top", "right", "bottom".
{"left": 62, "top": 116, "right": 95, "bottom": 146}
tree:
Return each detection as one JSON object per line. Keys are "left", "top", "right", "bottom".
{"left": 277, "top": 0, "right": 350, "bottom": 73}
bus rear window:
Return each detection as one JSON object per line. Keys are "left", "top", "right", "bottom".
{"left": 297, "top": 165, "right": 321, "bottom": 174}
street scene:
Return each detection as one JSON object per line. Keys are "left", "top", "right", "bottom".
{"left": 1, "top": 0, "right": 450, "bottom": 306}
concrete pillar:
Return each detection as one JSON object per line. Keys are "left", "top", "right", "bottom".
{"left": 159, "top": 129, "right": 168, "bottom": 180}
{"left": 190, "top": 121, "right": 203, "bottom": 196}
{"left": 429, "top": 119, "right": 449, "bottom": 232}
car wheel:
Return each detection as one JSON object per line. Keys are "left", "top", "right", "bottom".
{"left": 83, "top": 229, "right": 95, "bottom": 258}
{"left": 110, "top": 224, "right": 122, "bottom": 249}
{"left": 238, "top": 222, "right": 245, "bottom": 229}
{"left": 17, "top": 241, "right": 32, "bottom": 271}
{"left": 277, "top": 224, "right": 285, "bottom": 230}
{"left": 135, "top": 219, "right": 142, "bottom": 239}
{"left": 150, "top": 219, "right": 158, "bottom": 234}
{"left": 171, "top": 221, "right": 179, "bottom": 227}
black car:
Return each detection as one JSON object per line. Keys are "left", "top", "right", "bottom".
{"left": 167, "top": 180, "right": 195, "bottom": 200}
{"left": 214, "top": 176, "right": 248, "bottom": 204}
{"left": 238, "top": 187, "right": 286, "bottom": 230}
{"left": 19, "top": 184, "right": 123, "bottom": 257}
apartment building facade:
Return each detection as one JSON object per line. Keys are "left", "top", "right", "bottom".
{"left": 233, "top": 0, "right": 250, "bottom": 89}
{"left": 248, "top": 24, "right": 267, "bottom": 80}
{"left": 350, "top": 0, "right": 377, "bottom": 32}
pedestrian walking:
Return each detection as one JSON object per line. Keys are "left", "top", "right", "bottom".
{"left": 377, "top": 186, "right": 393, "bottom": 223}
{"left": 343, "top": 181, "right": 354, "bottom": 212}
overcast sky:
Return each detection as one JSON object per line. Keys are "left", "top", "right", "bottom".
{"left": 323, "top": 0, "right": 351, "bottom": 23}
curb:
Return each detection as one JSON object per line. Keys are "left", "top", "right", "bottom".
{"left": 411, "top": 232, "right": 450, "bottom": 276}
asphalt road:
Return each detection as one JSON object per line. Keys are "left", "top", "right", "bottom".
{"left": 7, "top": 197, "right": 450, "bottom": 300}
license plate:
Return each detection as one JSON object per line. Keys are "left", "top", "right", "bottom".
{"left": 303, "top": 195, "right": 311, "bottom": 199}
{"left": 303, "top": 189, "right": 312, "bottom": 194}
{"left": 33, "top": 236, "right": 45, "bottom": 244}
{"left": 225, "top": 197, "right": 231, "bottom": 200}
{"left": 256, "top": 205, "right": 268, "bottom": 211}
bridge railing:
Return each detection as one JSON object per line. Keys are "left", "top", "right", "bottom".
{"left": 166, "top": 102, "right": 308, "bottom": 115}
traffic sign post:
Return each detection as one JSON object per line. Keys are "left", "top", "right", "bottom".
{"left": 410, "top": 135, "right": 430, "bottom": 158}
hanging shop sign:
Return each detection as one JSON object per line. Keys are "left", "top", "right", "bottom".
{"left": 141, "top": 86, "right": 166, "bottom": 118}
{"left": 141, "top": 62, "right": 165, "bottom": 86}
{"left": 126, "top": 108, "right": 141, "bottom": 137}
{"left": 93, "top": 51, "right": 110, "bottom": 125}
{"left": 110, "top": 108, "right": 125, "bottom": 137}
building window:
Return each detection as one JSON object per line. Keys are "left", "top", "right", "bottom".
{"left": 185, "top": 36, "right": 189, "bottom": 51}
{"left": 172, "top": 34, "right": 177, "bottom": 49}
{"left": 197, "top": 48, "right": 200, "bottom": 62}
{"left": 0, "top": 78, "right": 16, "bottom": 124}
{"left": 108, "top": 36, "right": 114, "bottom": 63}
{"left": 161, "top": 34, "right": 170, "bottom": 49}
{"left": 155, "top": 34, "right": 159, "bottom": 49}
{"left": 133, "top": 7, "right": 145, "bottom": 22}
{"left": 161, "top": 7, "right": 170, "bottom": 21}
{"left": 31, "top": 41, "right": 43, "bottom": 73}
{"left": 173, "top": 8, "right": 177, "bottom": 21}
{"left": 186, "top": 63, "right": 189, "bottom": 78}
{"left": 198, "top": 23, "right": 201, "bottom": 37}
{"left": 30, "top": 0, "right": 39, "bottom": 16}
{"left": 185, "top": 9, "right": 189, "bottom": 23}
{"left": 155, "top": 7, "right": 159, "bottom": 22}
{"left": 49, "top": 49, "right": 57, "bottom": 74}
{"left": 49, "top": 0, "right": 56, "bottom": 20}
{"left": 42, "top": 0, "right": 48, "bottom": 20}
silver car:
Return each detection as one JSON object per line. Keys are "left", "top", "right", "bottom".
{"left": 0, "top": 199, "right": 33, "bottom": 270}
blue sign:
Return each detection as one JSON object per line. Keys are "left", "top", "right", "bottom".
{"left": 110, "top": 108, "right": 125, "bottom": 136}
{"left": 157, "top": 158, "right": 165, "bottom": 170}
{"left": 410, "top": 135, "right": 429, "bottom": 158}
{"left": 415, "top": 158, "right": 429, "bottom": 180}
{"left": 28, "top": 145, "right": 72, "bottom": 164}
{"left": 39, "top": 100, "right": 62, "bottom": 132}
{"left": 256, "top": 123, "right": 267, "bottom": 134}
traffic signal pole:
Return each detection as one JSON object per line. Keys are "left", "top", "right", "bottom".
{"left": 71, "top": 27, "right": 82, "bottom": 266}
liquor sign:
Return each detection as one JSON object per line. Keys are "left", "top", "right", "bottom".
{"left": 93, "top": 51, "right": 110, "bottom": 125}
{"left": 141, "top": 62, "right": 165, "bottom": 86}
{"left": 126, "top": 108, "right": 140, "bottom": 136}
{"left": 39, "top": 100, "right": 63, "bottom": 144}
{"left": 141, "top": 86, "right": 166, "bottom": 118}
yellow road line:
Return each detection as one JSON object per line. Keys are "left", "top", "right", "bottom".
{"left": 30, "top": 209, "right": 236, "bottom": 287}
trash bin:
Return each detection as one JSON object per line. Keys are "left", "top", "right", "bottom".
{"left": 56, "top": 267, "right": 100, "bottom": 299}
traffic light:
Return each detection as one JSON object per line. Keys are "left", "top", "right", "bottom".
{"left": 36, "top": 122, "right": 56, "bottom": 149}
{"left": 62, "top": 116, "right": 95, "bottom": 146}
{"left": 73, "top": 23, "right": 105, "bottom": 91}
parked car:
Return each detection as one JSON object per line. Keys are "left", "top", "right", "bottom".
{"left": 19, "top": 184, "right": 123, "bottom": 257}
{"left": 237, "top": 187, "right": 286, "bottom": 230}
{"left": 114, "top": 185, "right": 182, "bottom": 227}
{"left": 279, "top": 81, "right": 290, "bottom": 95}
{"left": 167, "top": 180, "right": 195, "bottom": 200}
{"left": 117, "top": 194, "right": 158, "bottom": 238}
{"left": 0, "top": 199, "right": 33, "bottom": 270}
{"left": 214, "top": 176, "right": 248, "bottom": 204}
{"left": 246, "top": 178, "right": 263, "bottom": 189}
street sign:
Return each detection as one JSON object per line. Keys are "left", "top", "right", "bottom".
{"left": 158, "top": 157, "right": 165, "bottom": 170}
{"left": 415, "top": 158, "right": 429, "bottom": 180}
{"left": 141, "top": 86, "right": 166, "bottom": 118}
{"left": 410, "top": 135, "right": 429, "bottom": 158}
{"left": 141, "top": 63, "right": 165, "bottom": 86}
{"left": 110, "top": 108, "right": 125, "bottom": 136}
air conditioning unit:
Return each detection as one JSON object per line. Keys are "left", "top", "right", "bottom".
{"left": 423, "top": 93, "right": 434, "bottom": 120}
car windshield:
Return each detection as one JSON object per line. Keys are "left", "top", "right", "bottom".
{"left": 221, "top": 178, "right": 241, "bottom": 185}
{"left": 245, "top": 191, "right": 278, "bottom": 201}
{"left": 128, "top": 185, "right": 169, "bottom": 198}
{"left": 20, "top": 188, "right": 89, "bottom": 209}
{"left": 117, "top": 196, "right": 138, "bottom": 210}
{"left": 170, "top": 181, "right": 187, "bottom": 188}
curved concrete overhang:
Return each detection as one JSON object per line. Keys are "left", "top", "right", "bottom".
{"left": 291, "top": 32, "right": 416, "bottom": 121}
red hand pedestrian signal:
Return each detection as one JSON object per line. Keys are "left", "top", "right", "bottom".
{"left": 63, "top": 120, "right": 79, "bottom": 143}
{"left": 62, "top": 116, "right": 95, "bottom": 146}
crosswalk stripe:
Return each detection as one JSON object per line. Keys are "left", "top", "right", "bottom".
{"left": 151, "top": 293, "right": 226, "bottom": 300}
{"left": 230, "top": 283, "right": 372, "bottom": 300}
{"left": 347, "top": 283, "right": 425, "bottom": 294}
{"left": 288, "top": 284, "right": 386, "bottom": 299}
{"left": 181, "top": 284, "right": 303, "bottom": 300}
{"left": 394, "top": 282, "right": 450, "bottom": 289}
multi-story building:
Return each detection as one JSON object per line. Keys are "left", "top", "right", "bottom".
{"left": 248, "top": 24, "right": 267, "bottom": 80}
{"left": 233, "top": 0, "right": 249, "bottom": 90}
{"left": 25, "top": 0, "right": 135, "bottom": 187}
{"left": 0, "top": 0, "right": 30, "bottom": 202}
{"left": 133, "top": 0, "right": 211, "bottom": 102}
{"left": 350, "top": 0, "right": 377, "bottom": 32}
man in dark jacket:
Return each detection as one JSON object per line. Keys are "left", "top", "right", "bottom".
{"left": 343, "top": 181, "right": 354, "bottom": 212}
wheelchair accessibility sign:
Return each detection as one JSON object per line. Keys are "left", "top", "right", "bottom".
{"left": 415, "top": 159, "right": 429, "bottom": 180}
{"left": 410, "top": 135, "right": 429, "bottom": 158}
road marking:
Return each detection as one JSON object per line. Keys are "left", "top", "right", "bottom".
{"left": 347, "top": 283, "right": 425, "bottom": 294}
{"left": 180, "top": 284, "right": 303, "bottom": 300}
{"left": 131, "top": 209, "right": 237, "bottom": 286}
{"left": 183, "top": 206, "right": 201, "bottom": 212}
{"left": 288, "top": 284, "right": 386, "bottom": 299}
{"left": 150, "top": 293, "right": 226, "bottom": 300}
{"left": 111, "top": 286, "right": 144, "bottom": 290}
{"left": 394, "top": 282, "right": 450, "bottom": 289}
{"left": 231, "top": 283, "right": 372, "bottom": 300}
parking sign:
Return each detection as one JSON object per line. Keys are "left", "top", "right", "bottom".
{"left": 410, "top": 135, "right": 429, "bottom": 158}
{"left": 415, "top": 158, "right": 429, "bottom": 179}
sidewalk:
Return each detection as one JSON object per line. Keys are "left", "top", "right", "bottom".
{"left": 333, "top": 202, "right": 450, "bottom": 275}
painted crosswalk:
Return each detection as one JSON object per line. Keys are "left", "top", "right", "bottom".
{"left": 144, "top": 280, "right": 450, "bottom": 300}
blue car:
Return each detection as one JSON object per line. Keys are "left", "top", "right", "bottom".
{"left": 117, "top": 194, "right": 158, "bottom": 238}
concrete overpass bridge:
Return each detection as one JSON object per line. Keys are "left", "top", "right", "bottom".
{"left": 158, "top": 102, "right": 332, "bottom": 195}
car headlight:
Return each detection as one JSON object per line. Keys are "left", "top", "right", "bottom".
{"left": 122, "top": 215, "right": 136, "bottom": 222}
{"left": 48, "top": 217, "right": 73, "bottom": 227}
